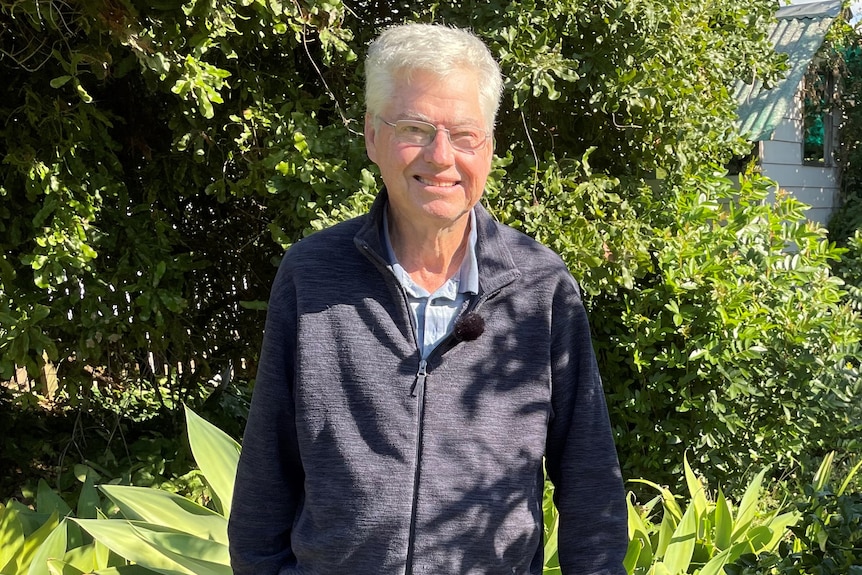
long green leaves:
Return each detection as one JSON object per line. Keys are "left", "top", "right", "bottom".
{"left": 623, "top": 455, "right": 799, "bottom": 575}
{"left": 183, "top": 405, "right": 240, "bottom": 517}
{"left": 96, "top": 487, "right": 226, "bottom": 544}
{"left": 3, "top": 408, "right": 236, "bottom": 575}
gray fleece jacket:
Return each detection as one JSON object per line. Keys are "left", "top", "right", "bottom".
{"left": 228, "top": 192, "right": 627, "bottom": 575}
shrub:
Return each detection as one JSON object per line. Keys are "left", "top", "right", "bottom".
{"left": 582, "top": 168, "right": 860, "bottom": 490}
{"left": 624, "top": 456, "right": 797, "bottom": 575}
{"left": 726, "top": 454, "right": 862, "bottom": 575}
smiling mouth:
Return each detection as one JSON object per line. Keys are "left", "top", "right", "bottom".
{"left": 416, "top": 176, "right": 459, "bottom": 187}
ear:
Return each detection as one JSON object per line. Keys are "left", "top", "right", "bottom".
{"left": 364, "top": 113, "right": 379, "bottom": 164}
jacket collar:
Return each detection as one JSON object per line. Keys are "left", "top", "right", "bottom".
{"left": 354, "top": 190, "right": 521, "bottom": 297}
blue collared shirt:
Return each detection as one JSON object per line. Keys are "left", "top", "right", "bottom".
{"left": 383, "top": 209, "right": 479, "bottom": 359}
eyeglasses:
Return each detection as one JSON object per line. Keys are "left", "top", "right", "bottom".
{"left": 378, "top": 118, "right": 491, "bottom": 152}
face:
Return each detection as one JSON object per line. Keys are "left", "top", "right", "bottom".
{"left": 365, "top": 68, "right": 493, "bottom": 234}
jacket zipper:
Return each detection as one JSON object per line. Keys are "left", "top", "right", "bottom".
{"left": 358, "top": 240, "right": 503, "bottom": 575}
{"left": 357, "top": 243, "right": 428, "bottom": 575}
{"left": 402, "top": 289, "right": 502, "bottom": 575}
{"left": 404, "top": 357, "right": 427, "bottom": 575}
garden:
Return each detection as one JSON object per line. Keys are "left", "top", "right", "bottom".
{"left": 2, "top": 0, "right": 862, "bottom": 573}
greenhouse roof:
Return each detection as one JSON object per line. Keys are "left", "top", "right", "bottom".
{"left": 734, "top": 0, "right": 844, "bottom": 141}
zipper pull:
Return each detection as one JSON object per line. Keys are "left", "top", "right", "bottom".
{"left": 411, "top": 359, "right": 428, "bottom": 397}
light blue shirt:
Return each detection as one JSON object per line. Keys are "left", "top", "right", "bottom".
{"left": 383, "top": 209, "right": 479, "bottom": 359}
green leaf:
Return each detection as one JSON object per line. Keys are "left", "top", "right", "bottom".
{"left": 813, "top": 452, "right": 835, "bottom": 492}
{"left": 131, "top": 529, "right": 230, "bottom": 575}
{"left": 543, "top": 512, "right": 558, "bottom": 565}
{"left": 16, "top": 511, "right": 61, "bottom": 575}
{"left": 47, "top": 559, "right": 86, "bottom": 575}
{"left": 36, "top": 481, "right": 71, "bottom": 518}
{"left": 838, "top": 457, "right": 862, "bottom": 496}
{"left": 745, "top": 525, "right": 773, "bottom": 550}
{"left": 5, "top": 501, "right": 51, "bottom": 537}
{"left": 27, "top": 517, "right": 68, "bottom": 575}
{"left": 683, "top": 455, "right": 708, "bottom": 518}
{"left": 699, "top": 542, "right": 747, "bottom": 575}
{"left": 625, "top": 494, "right": 654, "bottom": 568}
{"left": 73, "top": 520, "right": 230, "bottom": 575}
{"left": 760, "top": 511, "right": 799, "bottom": 550}
{"left": 655, "top": 504, "right": 676, "bottom": 561}
{"left": 75, "top": 467, "right": 100, "bottom": 520}
{"left": 75, "top": 82, "right": 93, "bottom": 104}
{"left": 98, "top": 486, "right": 227, "bottom": 544}
{"left": 714, "top": 488, "right": 733, "bottom": 551}
{"left": 730, "top": 468, "right": 767, "bottom": 541}
{"left": 650, "top": 563, "right": 673, "bottom": 575}
{"left": 699, "top": 545, "right": 734, "bottom": 575}
{"left": 56, "top": 542, "right": 104, "bottom": 573}
{"left": 622, "top": 537, "right": 643, "bottom": 575}
{"left": 629, "top": 479, "right": 683, "bottom": 522}
{"left": 153, "top": 262, "right": 167, "bottom": 288}
{"left": 663, "top": 503, "right": 697, "bottom": 574}
{"left": 49, "top": 76, "right": 73, "bottom": 89}
{"left": 89, "top": 565, "right": 171, "bottom": 574}
{"left": 0, "top": 503, "right": 25, "bottom": 573}
{"left": 184, "top": 405, "right": 241, "bottom": 517}
{"left": 72, "top": 520, "right": 195, "bottom": 575}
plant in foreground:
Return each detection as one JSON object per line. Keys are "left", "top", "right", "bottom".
{"left": 726, "top": 452, "right": 862, "bottom": 575}
{"left": 6, "top": 407, "right": 851, "bottom": 575}
{"left": 623, "top": 456, "right": 798, "bottom": 575}
{"left": 0, "top": 405, "right": 237, "bottom": 575}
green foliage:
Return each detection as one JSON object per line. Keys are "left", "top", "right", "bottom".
{"left": 542, "top": 477, "right": 562, "bottom": 575}
{"left": 595, "top": 170, "right": 862, "bottom": 487}
{"left": 726, "top": 453, "right": 862, "bottom": 575}
{"left": 5, "top": 408, "right": 854, "bottom": 575}
{"left": 491, "top": 146, "right": 862, "bottom": 487}
{"left": 2, "top": 0, "right": 860, "bottom": 500}
{"left": 3, "top": 406, "right": 565, "bottom": 574}
{"left": 833, "top": 231, "right": 862, "bottom": 314}
{"left": 0, "top": 380, "right": 239, "bottom": 505}
{"left": 0, "top": 466, "right": 107, "bottom": 575}
{"left": 0, "top": 0, "right": 367, "bottom": 405}
{"left": 0, "top": 406, "right": 235, "bottom": 575}
{"left": 623, "top": 455, "right": 798, "bottom": 575}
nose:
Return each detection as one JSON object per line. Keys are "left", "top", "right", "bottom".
{"left": 424, "top": 128, "right": 455, "bottom": 165}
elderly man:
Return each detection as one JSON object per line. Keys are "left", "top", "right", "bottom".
{"left": 228, "top": 23, "right": 627, "bottom": 575}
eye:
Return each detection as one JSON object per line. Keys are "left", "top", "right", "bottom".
{"left": 396, "top": 121, "right": 434, "bottom": 140}
{"left": 451, "top": 128, "right": 484, "bottom": 147}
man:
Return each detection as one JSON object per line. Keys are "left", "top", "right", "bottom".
{"left": 228, "top": 23, "right": 627, "bottom": 575}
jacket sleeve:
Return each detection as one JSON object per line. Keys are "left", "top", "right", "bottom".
{"left": 545, "top": 275, "right": 628, "bottom": 575}
{"left": 228, "top": 259, "right": 302, "bottom": 575}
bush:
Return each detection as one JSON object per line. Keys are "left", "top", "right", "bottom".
{"left": 584, "top": 169, "right": 860, "bottom": 490}
{"left": 833, "top": 231, "right": 862, "bottom": 314}
{"left": 726, "top": 455, "right": 862, "bottom": 575}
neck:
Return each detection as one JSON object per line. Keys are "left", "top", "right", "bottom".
{"left": 388, "top": 211, "right": 470, "bottom": 293}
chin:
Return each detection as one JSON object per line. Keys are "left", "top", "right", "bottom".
{"left": 421, "top": 205, "right": 470, "bottom": 224}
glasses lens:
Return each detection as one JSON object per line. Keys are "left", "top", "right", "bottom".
{"left": 393, "top": 121, "right": 435, "bottom": 146}
{"left": 449, "top": 128, "right": 485, "bottom": 151}
{"left": 389, "top": 119, "right": 487, "bottom": 151}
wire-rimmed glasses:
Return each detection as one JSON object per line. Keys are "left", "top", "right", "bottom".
{"left": 378, "top": 118, "right": 491, "bottom": 152}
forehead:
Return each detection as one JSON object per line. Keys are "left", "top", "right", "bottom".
{"left": 385, "top": 68, "right": 485, "bottom": 127}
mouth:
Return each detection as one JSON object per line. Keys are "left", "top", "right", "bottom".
{"left": 415, "top": 176, "right": 460, "bottom": 188}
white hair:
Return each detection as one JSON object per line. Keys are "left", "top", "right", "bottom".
{"left": 365, "top": 23, "right": 503, "bottom": 131}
